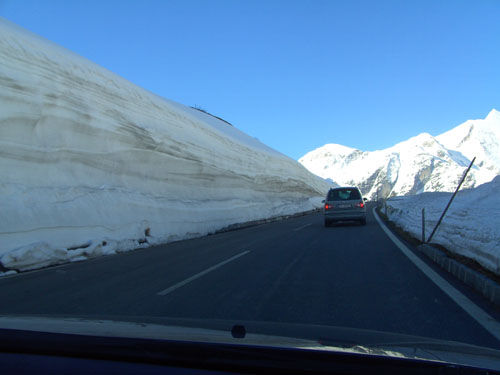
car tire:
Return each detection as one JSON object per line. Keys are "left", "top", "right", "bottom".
{"left": 324, "top": 219, "right": 330, "bottom": 227}
{"left": 360, "top": 218, "right": 367, "bottom": 225}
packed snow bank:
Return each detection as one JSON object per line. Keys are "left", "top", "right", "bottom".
{"left": 0, "top": 18, "right": 329, "bottom": 272}
{"left": 385, "top": 176, "right": 500, "bottom": 275}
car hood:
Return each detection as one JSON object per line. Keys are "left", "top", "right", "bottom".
{"left": 0, "top": 315, "right": 499, "bottom": 371}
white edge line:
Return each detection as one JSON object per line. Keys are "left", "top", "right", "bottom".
{"left": 372, "top": 208, "right": 500, "bottom": 342}
{"left": 157, "top": 250, "right": 250, "bottom": 296}
{"left": 293, "top": 223, "right": 312, "bottom": 232}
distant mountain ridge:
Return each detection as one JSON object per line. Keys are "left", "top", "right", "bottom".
{"left": 299, "top": 109, "right": 500, "bottom": 199}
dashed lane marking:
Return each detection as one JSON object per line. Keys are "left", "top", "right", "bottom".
{"left": 293, "top": 223, "right": 312, "bottom": 232}
{"left": 157, "top": 250, "right": 250, "bottom": 296}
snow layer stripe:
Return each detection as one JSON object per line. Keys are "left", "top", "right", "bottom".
{"left": 373, "top": 208, "right": 500, "bottom": 342}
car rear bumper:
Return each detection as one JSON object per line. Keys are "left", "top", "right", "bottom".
{"left": 324, "top": 211, "right": 366, "bottom": 221}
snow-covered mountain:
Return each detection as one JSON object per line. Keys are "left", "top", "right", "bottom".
{"left": 436, "top": 109, "right": 500, "bottom": 183}
{"left": 0, "top": 18, "right": 329, "bottom": 272}
{"left": 299, "top": 110, "right": 500, "bottom": 200}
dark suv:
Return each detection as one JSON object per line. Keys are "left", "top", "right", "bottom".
{"left": 324, "top": 187, "right": 367, "bottom": 226}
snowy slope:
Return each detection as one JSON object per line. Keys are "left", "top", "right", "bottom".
{"left": 436, "top": 109, "right": 500, "bottom": 185}
{"left": 385, "top": 176, "right": 500, "bottom": 275}
{"left": 0, "top": 18, "right": 329, "bottom": 272}
{"left": 299, "top": 110, "right": 500, "bottom": 199}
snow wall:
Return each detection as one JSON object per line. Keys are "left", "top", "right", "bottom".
{"left": 385, "top": 176, "right": 500, "bottom": 275}
{"left": 0, "top": 18, "right": 330, "bottom": 272}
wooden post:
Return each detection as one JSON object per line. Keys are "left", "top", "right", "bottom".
{"left": 421, "top": 208, "right": 425, "bottom": 243}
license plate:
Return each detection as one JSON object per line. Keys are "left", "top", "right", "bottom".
{"left": 338, "top": 204, "right": 351, "bottom": 208}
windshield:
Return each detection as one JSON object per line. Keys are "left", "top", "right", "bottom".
{"left": 1, "top": 0, "right": 500, "bottom": 371}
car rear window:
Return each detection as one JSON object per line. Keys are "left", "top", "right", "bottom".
{"left": 327, "top": 188, "right": 361, "bottom": 201}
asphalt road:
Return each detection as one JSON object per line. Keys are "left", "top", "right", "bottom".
{"left": 0, "top": 203, "right": 499, "bottom": 349}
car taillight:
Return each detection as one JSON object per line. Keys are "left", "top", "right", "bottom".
{"left": 325, "top": 204, "right": 332, "bottom": 210}
{"left": 356, "top": 202, "right": 365, "bottom": 208}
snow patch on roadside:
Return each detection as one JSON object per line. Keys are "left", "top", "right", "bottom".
{"left": 385, "top": 176, "right": 500, "bottom": 275}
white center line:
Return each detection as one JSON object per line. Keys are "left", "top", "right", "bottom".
{"left": 293, "top": 223, "right": 312, "bottom": 231}
{"left": 157, "top": 250, "right": 250, "bottom": 296}
{"left": 373, "top": 208, "right": 500, "bottom": 342}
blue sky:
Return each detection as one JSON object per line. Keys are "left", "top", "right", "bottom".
{"left": 1, "top": 0, "right": 499, "bottom": 159}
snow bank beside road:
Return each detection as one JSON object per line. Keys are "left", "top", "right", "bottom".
{"left": 385, "top": 176, "right": 500, "bottom": 275}
{"left": 0, "top": 18, "right": 329, "bottom": 272}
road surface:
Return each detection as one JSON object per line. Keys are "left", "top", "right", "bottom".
{"left": 0, "top": 203, "right": 499, "bottom": 349}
